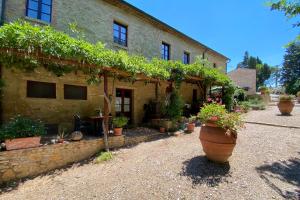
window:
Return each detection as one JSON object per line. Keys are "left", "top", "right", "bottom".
{"left": 213, "top": 63, "right": 217, "bottom": 68}
{"left": 27, "top": 81, "right": 56, "bottom": 98}
{"left": 113, "top": 21, "right": 127, "bottom": 47}
{"left": 183, "top": 52, "right": 190, "bottom": 64}
{"left": 64, "top": 84, "right": 87, "bottom": 100}
{"left": 26, "top": 0, "right": 52, "bottom": 23}
{"left": 161, "top": 42, "right": 170, "bottom": 60}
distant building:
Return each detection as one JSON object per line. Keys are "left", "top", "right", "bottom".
{"left": 228, "top": 68, "right": 256, "bottom": 95}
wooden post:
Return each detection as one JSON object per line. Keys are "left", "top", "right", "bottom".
{"left": 103, "top": 72, "right": 109, "bottom": 152}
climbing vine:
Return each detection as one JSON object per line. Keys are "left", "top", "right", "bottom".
{"left": 0, "top": 21, "right": 232, "bottom": 86}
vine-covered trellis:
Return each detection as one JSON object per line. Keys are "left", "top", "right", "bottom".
{"left": 0, "top": 21, "right": 235, "bottom": 150}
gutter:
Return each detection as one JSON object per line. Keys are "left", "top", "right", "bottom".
{"left": 0, "top": 0, "right": 6, "bottom": 25}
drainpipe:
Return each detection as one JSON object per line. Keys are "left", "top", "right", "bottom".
{"left": 226, "top": 59, "right": 231, "bottom": 74}
{"left": 0, "top": 0, "right": 6, "bottom": 26}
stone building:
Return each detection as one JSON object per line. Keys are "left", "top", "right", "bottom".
{"left": 0, "top": 0, "right": 229, "bottom": 128}
{"left": 228, "top": 68, "right": 257, "bottom": 95}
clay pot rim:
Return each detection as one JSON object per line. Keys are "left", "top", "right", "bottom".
{"left": 5, "top": 136, "right": 41, "bottom": 142}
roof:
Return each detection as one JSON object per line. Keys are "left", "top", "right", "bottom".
{"left": 103, "top": 0, "right": 229, "bottom": 60}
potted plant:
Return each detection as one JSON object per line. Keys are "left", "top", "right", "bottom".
{"left": 0, "top": 115, "right": 46, "bottom": 150}
{"left": 258, "top": 86, "right": 269, "bottom": 95}
{"left": 159, "top": 127, "right": 166, "bottom": 133}
{"left": 112, "top": 116, "right": 128, "bottom": 136}
{"left": 187, "top": 116, "right": 197, "bottom": 133}
{"left": 198, "top": 103, "right": 243, "bottom": 163}
{"left": 277, "top": 95, "right": 295, "bottom": 115}
{"left": 297, "top": 91, "right": 300, "bottom": 103}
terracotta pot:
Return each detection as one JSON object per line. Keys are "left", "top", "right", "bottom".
{"left": 199, "top": 123, "right": 236, "bottom": 163}
{"left": 159, "top": 127, "right": 166, "bottom": 133}
{"left": 277, "top": 100, "right": 294, "bottom": 115}
{"left": 114, "top": 128, "right": 123, "bottom": 136}
{"left": 187, "top": 123, "right": 195, "bottom": 132}
{"left": 5, "top": 136, "right": 41, "bottom": 151}
{"left": 57, "top": 138, "right": 64, "bottom": 143}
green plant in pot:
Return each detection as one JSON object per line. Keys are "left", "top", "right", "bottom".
{"left": 187, "top": 115, "right": 197, "bottom": 133}
{"left": 112, "top": 116, "right": 128, "bottom": 136}
{"left": 198, "top": 103, "right": 243, "bottom": 163}
{"left": 258, "top": 86, "right": 269, "bottom": 95}
{"left": 277, "top": 95, "right": 295, "bottom": 115}
{"left": 0, "top": 115, "right": 46, "bottom": 150}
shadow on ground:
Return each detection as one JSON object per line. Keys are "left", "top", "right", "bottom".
{"left": 256, "top": 153, "right": 300, "bottom": 199}
{"left": 180, "top": 156, "right": 231, "bottom": 187}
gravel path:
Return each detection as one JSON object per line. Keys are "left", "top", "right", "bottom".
{"left": 1, "top": 107, "right": 300, "bottom": 200}
{"left": 245, "top": 105, "right": 300, "bottom": 127}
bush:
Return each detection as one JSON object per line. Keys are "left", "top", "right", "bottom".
{"left": 163, "top": 90, "right": 184, "bottom": 120}
{"left": 239, "top": 101, "right": 251, "bottom": 113}
{"left": 95, "top": 151, "right": 113, "bottom": 163}
{"left": 234, "top": 88, "right": 246, "bottom": 102}
{"left": 258, "top": 86, "right": 269, "bottom": 92}
{"left": 198, "top": 103, "right": 243, "bottom": 136}
{"left": 112, "top": 116, "right": 128, "bottom": 128}
{"left": 0, "top": 115, "right": 46, "bottom": 140}
{"left": 279, "top": 95, "right": 294, "bottom": 101}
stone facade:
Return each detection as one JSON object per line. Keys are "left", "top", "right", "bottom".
{"left": 3, "top": 0, "right": 228, "bottom": 70}
{"left": 228, "top": 68, "right": 257, "bottom": 95}
{"left": 1, "top": 0, "right": 228, "bottom": 125}
{"left": 2, "top": 67, "right": 202, "bottom": 125}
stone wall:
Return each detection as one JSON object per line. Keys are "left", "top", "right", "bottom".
{"left": 2, "top": 67, "right": 202, "bottom": 127}
{"left": 0, "top": 136, "right": 125, "bottom": 184}
{"left": 228, "top": 68, "right": 257, "bottom": 95}
{"left": 3, "top": 0, "right": 227, "bottom": 71}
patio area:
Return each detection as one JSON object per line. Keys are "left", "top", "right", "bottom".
{"left": 1, "top": 106, "right": 299, "bottom": 200}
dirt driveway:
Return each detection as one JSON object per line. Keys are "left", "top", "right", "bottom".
{"left": 0, "top": 107, "right": 300, "bottom": 200}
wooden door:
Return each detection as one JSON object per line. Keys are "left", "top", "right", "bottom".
{"left": 115, "top": 88, "right": 132, "bottom": 123}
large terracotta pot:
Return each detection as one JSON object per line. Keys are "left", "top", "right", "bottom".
{"left": 5, "top": 136, "right": 41, "bottom": 151}
{"left": 114, "top": 128, "right": 123, "bottom": 136}
{"left": 187, "top": 123, "right": 195, "bottom": 133}
{"left": 277, "top": 100, "right": 294, "bottom": 115}
{"left": 199, "top": 123, "right": 236, "bottom": 163}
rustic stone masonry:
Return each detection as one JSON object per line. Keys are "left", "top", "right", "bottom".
{"left": 0, "top": 132, "right": 166, "bottom": 184}
{"left": 0, "top": 136, "right": 125, "bottom": 184}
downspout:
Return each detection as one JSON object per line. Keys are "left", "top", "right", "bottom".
{"left": 226, "top": 59, "right": 231, "bottom": 74}
{"left": 0, "top": 0, "right": 6, "bottom": 25}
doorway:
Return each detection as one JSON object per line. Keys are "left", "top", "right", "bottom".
{"left": 115, "top": 88, "right": 133, "bottom": 123}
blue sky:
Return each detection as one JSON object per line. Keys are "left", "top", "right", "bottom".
{"left": 125, "top": 0, "right": 299, "bottom": 72}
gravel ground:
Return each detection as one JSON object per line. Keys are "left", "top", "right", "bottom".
{"left": 1, "top": 107, "right": 300, "bottom": 200}
{"left": 245, "top": 105, "right": 300, "bottom": 127}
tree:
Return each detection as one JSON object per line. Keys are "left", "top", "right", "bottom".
{"left": 270, "top": 0, "right": 300, "bottom": 28}
{"left": 269, "top": 0, "right": 300, "bottom": 42}
{"left": 280, "top": 42, "right": 300, "bottom": 94}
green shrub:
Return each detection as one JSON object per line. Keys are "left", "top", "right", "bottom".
{"left": 198, "top": 103, "right": 243, "bottom": 136}
{"left": 95, "top": 151, "right": 113, "bottom": 163}
{"left": 112, "top": 116, "right": 128, "bottom": 128}
{"left": 258, "top": 86, "right": 269, "bottom": 92}
{"left": 163, "top": 91, "right": 184, "bottom": 120}
{"left": 279, "top": 95, "right": 294, "bottom": 101}
{"left": 239, "top": 101, "right": 251, "bottom": 113}
{"left": 247, "top": 98, "right": 266, "bottom": 110}
{"left": 0, "top": 115, "right": 46, "bottom": 140}
{"left": 234, "top": 88, "right": 246, "bottom": 102}
{"left": 297, "top": 91, "right": 300, "bottom": 97}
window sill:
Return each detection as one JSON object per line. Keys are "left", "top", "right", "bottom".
{"left": 113, "top": 43, "right": 128, "bottom": 51}
{"left": 23, "top": 16, "right": 51, "bottom": 26}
